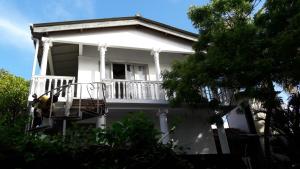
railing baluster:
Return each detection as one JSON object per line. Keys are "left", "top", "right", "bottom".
{"left": 118, "top": 81, "right": 121, "bottom": 99}
{"left": 129, "top": 82, "right": 132, "bottom": 99}
{"left": 147, "top": 82, "right": 150, "bottom": 99}
{"left": 126, "top": 82, "right": 129, "bottom": 99}
{"left": 124, "top": 81, "right": 127, "bottom": 99}
{"left": 53, "top": 79, "right": 57, "bottom": 94}
{"left": 155, "top": 83, "right": 159, "bottom": 100}
{"left": 60, "top": 78, "right": 63, "bottom": 97}
{"left": 136, "top": 82, "right": 139, "bottom": 99}
{"left": 47, "top": 79, "right": 52, "bottom": 96}
{"left": 79, "top": 84, "right": 82, "bottom": 118}
{"left": 137, "top": 82, "right": 140, "bottom": 99}
{"left": 141, "top": 82, "right": 144, "bottom": 99}
{"left": 110, "top": 82, "right": 115, "bottom": 99}
{"left": 133, "top": 82, "right": 135, "bottom": 99}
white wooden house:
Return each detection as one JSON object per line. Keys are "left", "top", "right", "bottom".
{"left": 28, "top": 16, "right": 253, "bottom": 155}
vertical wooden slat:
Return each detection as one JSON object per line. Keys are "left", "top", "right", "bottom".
{"left": 136, "top": 82, "right": 139, "bottom": 99}
{"left": 155, "top": 83, "right": 159, "bottom": 100}
{"left": 97, "top": 83, "right": 99, "bottom": 114}
{"left": 132, "top": 82, "right": 135, "bottom": 99}
{"left": 112, "top": 82, "right": 115, "bottom": 99}
{"left": 126, "top": 82, "right": 129, "bottom": 99}
{"left": 151, "top": 83, "right": 155, "bottom": 100}
{"left": 79, "top": 84, "right": 82, "bottom": 118}
{"left": 129, "top": 82, "right": 132, "bottom": 99}
{"left": 47, "top": 79, "right": 52, "bottom": 95}
{"left": 124, "top": 81, "right": 127, "bottom": 99}
{"left": 60, "top": 78, "right": 63, "bottom": 97}
{"left": 141, "top": 82, "right": 144, "bottom": 99}
{"left": 118, "top": 81, "right": 121, "bottom": 99}
{"left": 54, "top": 79, "right": 57, "bottom": 94}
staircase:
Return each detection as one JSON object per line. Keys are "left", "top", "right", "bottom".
{"left": 28, "top": 82, "right": 107, "bottom": 134}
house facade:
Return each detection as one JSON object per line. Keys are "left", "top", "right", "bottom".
{"left": 28, "top": 16, "right": 252, "bottom": 155}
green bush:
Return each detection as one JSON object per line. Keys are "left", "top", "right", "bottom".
{"left": 0, "top": 112, "right": 193, "bottom": 169}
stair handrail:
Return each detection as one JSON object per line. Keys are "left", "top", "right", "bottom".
{"left": 30, "top": 82, "right": 108, "bottom": 129}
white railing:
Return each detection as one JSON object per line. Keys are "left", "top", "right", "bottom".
{"left": 28, "top": 76, "right": 232, "bottom": 105}
{"left": 200, "top": 86, "right": 233, "bottom": 105}
{"left": 103, "top": 79, "right": 167, "bottom": 103}
{"left": 29, "top": 75, "right": 75, "bottom": 102}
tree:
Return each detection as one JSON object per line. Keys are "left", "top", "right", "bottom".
{"left": 0, "top": 69, "right": 29, "bottom": 123}
{"left": 162, "top": 0, "right": 300, "bottom": 168}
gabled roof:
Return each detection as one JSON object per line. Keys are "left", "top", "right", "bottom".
{"left": 30, "top": 16, "right": 198, "bottom": 41}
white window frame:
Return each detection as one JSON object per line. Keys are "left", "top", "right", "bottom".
{"left": 108, "top": 62, "right": 149, "bottom": 81}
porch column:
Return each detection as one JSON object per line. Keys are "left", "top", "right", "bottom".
{"left": 159, "top": 109, "right": 170, "bottom": 144}
{"left": 97, "top": 44, "right": 107, "bottom": 129}
{"left": 40, "top": 38, "right": 52, "bottom": 75}
{"left": 216, "top": 112, "right": 230, "bottom": 154}
{"left": 31, "top": 38, "right": 39, "bottom": 77}
{"left": 151, "top": 49, "right": 161, "bottom": 80}
{"left": 98, "top": 45, "right": 107, "bottom": 80}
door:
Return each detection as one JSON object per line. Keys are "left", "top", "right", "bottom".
{"left": 113, "top": 64, "right": 125, "bottom": 79}
{"left": 134, "top": 65, "right": 146, "bottom": 80}
{"left": 112, "top": 64, "right": 125, "bottom": 98}
{"left": 126, "top": 64, "right": 135, "bottom": 80}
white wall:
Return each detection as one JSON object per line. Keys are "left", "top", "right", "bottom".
{"left": 77, "top": 107, "right": 218, "bottom": 154}
{"left": 49, "top": 27, "right": 194, "bottom": 53}
{"left": 168, "top": 109, "right": 217, "bottom": 154}
{"left": 78, "top": 46, "right": 186, "bottom": 82}
{"left": 226, "top": 107, "right": 250, "bottom": 132}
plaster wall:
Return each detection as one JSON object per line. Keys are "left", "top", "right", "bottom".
{"left": 78, "top": 46, "right": 186, "bottom": 83}
{"left": 49, "top": 27, "right": 194, "bottom": 53}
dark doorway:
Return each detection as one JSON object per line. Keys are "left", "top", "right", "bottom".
{"left": 113, "top": 64, "right": 125, "bottom": 99}
{"left": 113, "top": 64, "right": 125, "bottom": 79}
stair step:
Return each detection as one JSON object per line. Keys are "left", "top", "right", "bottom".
{"left": 28, "top": 125, "right": 51, "bottom": 132}
{"left": 51, "top": 116, "right": 81, "bottom": 120}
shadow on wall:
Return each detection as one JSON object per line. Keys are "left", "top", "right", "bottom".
{"left": 168, "top": 109, "right": 218, "bottom": 154}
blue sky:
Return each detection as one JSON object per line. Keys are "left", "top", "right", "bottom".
{"left": 0, "top": 0, "right": 209, "bottom": 79}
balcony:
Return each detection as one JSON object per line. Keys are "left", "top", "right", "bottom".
{"left": 29, "top": 75, "right": 233, "bottom": 105}
{"left": 28, "top": 76, "right": 168, "bottom": 104}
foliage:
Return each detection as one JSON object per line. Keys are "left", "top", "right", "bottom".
{"left": 0, "top": 112, "right": 193, "bottom": 169}
{"left": 162, "top": 0, "right": 300, "bottom": 168}
{"left": 0, "top": 69, "right": 29, "bottom": 122}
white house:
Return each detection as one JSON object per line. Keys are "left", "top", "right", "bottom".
{"left": 28, "top": 16, "right": 254, "bottom": 155}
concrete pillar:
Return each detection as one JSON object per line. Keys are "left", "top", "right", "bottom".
{"left": 96, "top": 113, "right": 106, "bottom": 129}
{"left": 40, "top": 38, "right": 52, "bottom": 75}
{"left": 151, "top": 49, "right": 161, "bottom": 81}
{"left": 216, "top": 118, "right": 231, "bottom": 154}
{"left": 98, "top": 45, "right": 107, "bottom": 80}
{"left": 31, "top": 38, "right": 39, "bottom": 77}
{"left": 97, "top": 44, "right": 107, "bottom": 129}
{"left": 159, "top": 109, "right": 170, "bottom": 144}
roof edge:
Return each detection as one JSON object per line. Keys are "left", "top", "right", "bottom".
{"left": 31, "top": 16, "right": 198, "bottom": 39}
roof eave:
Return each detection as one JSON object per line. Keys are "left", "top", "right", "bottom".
{"left": 31, "top": 16, "right": 198, "bottom": 42}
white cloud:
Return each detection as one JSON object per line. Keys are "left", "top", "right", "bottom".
{"left": 0, "top": 0, "right": 96, "bottom": 51}
{"left": 0, "top": 18, "right": 31, "bottom": 43}
{"left": 0, "top": 2, "right": 32, "bottom": 50}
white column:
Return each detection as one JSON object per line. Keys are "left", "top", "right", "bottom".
{"left": 31, "top": 38, "right": 39, "bottom": 77}
{"left": 97, "top": 44, "right": 107, "bottom": 128}
{"left": 96, "top": 113, "right": 106, "bottom": 129}
{"left": 151, "top": 49, "right": 161, "bottom": 81}
{"left": 48, "top": 50, "right": 55, "bottom": 75}
{"left": 40, "top": 38, "right": 52, "bottom": 75}
{"left": 216, "top": 118, "right": 230, "bottom": 154}
{"left": 98, "top": 45, "right": 107, "bottom": 80}
{"left": 159, "top": 109, "right": 170, "bottom": 144}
